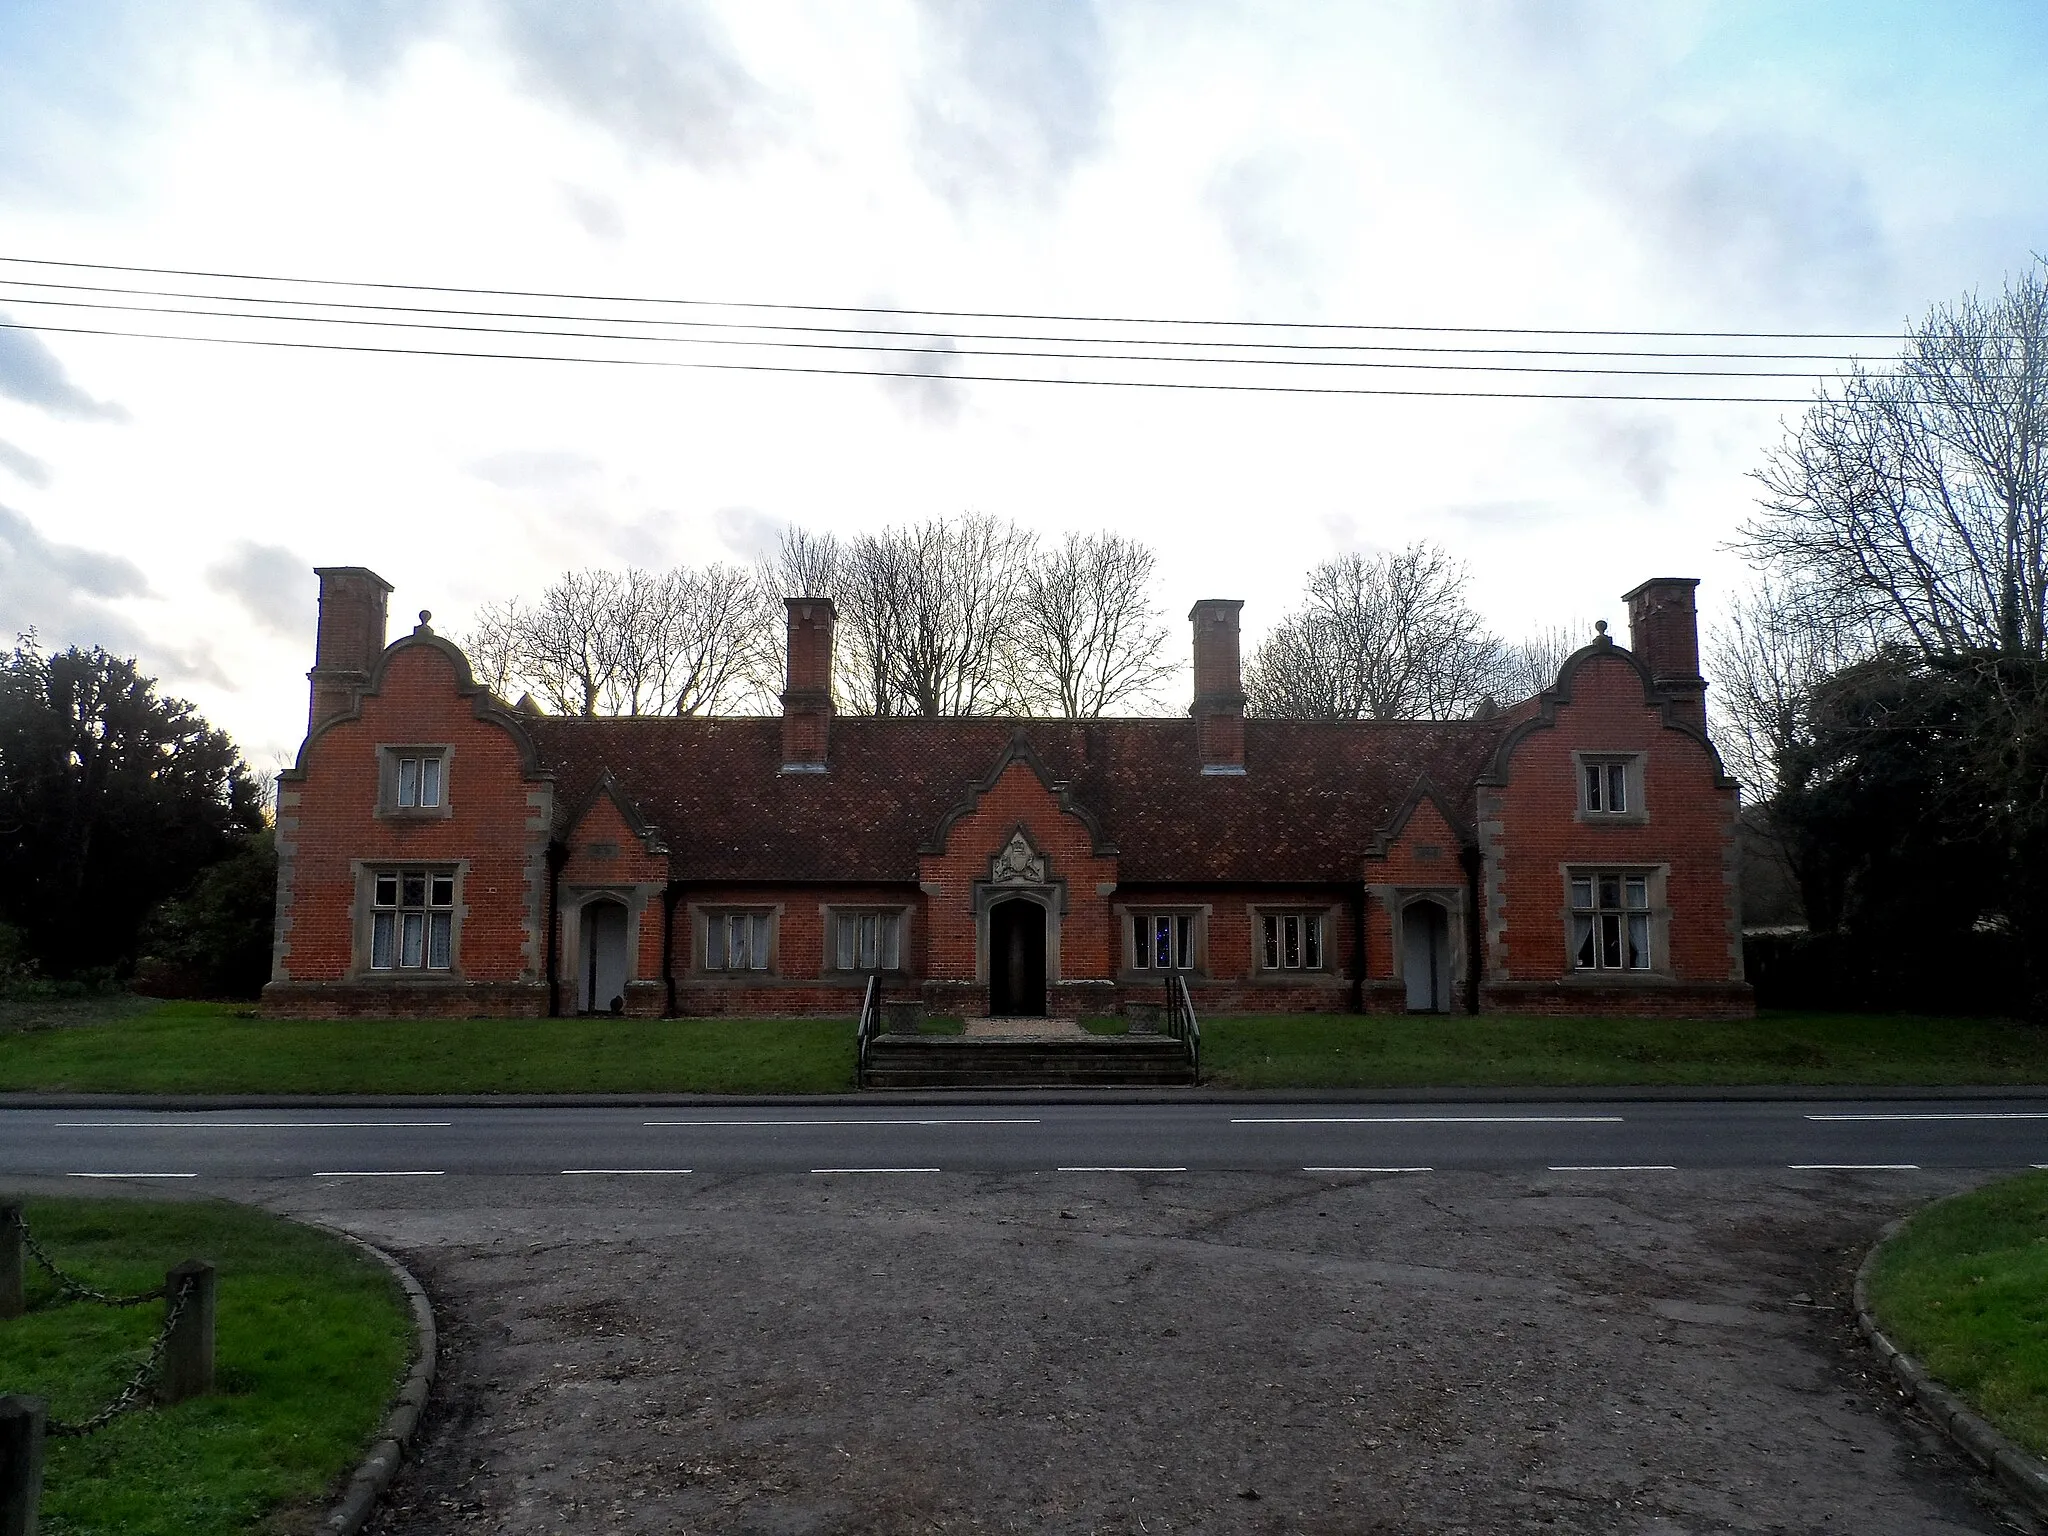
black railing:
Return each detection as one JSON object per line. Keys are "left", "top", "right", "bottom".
{"left": 854, "top": 972, "right": 882, "bottom": 1089}
{"left": 1163, "top": 973, "right": 1201, "bottom": 1082}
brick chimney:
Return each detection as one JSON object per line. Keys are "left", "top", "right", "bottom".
{"left": 1189, "top": 599, "right": 1246, "bottom": 774}
{"left": 780, "top": 597, "right": 836, "bottom": 772}
{"left": 308, "top": 566, "right": 394, "bottom": 732}
{"left": 1621, "top": 577, "right": 1706, "bottom": 727}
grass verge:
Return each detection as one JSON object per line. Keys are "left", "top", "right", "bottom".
{"left": 0, "top": 1196, "right": 415, "bottom": 1534}
{"left": 0, "top": 1001, "right": 856, "bottom": 1094}
{"left": 1200, "top": 1010, "right": 2048, "bottom": 1088}
{"left": 1865, "top": 1171, "right": 2048, "bottom": 1461}
{"left": 2, "top": 999, "right": 2045, "bottom": 1094}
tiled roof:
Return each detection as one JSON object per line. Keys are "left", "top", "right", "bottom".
{"left": 522, "top": 715, "right": 1507, "bottom": 884}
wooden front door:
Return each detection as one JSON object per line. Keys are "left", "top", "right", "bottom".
{"left": 988, "top": 899, "right": 1047, "bottom": 1016}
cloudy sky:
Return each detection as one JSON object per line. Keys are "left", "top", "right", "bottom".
{"left": 2, "top": 0, "right": 2045, "bottom": 770}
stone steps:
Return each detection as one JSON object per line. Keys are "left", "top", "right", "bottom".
{"left": 860, "top": 1034, "right": 1195, "bottom": 1089}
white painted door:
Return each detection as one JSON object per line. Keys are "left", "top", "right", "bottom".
{"left": 1403, "top": 903, "right": 1448, "bottom": 1013}
{"left": 582, "top": 901, "right": 631, "bottom": 1014}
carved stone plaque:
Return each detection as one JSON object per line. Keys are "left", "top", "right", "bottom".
{"left": 991, "top": 829, "right": 1047, "bottom": 885}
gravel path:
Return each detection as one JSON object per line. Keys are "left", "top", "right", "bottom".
{"left": 239, "top": 1169, "right": 2030, "bottom": 1534}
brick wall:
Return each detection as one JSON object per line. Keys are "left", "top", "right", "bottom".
{"left": 1482, "top": 647, "right": 1750, "bottom": 1014}
{"left": 916, "top": 759, "right": 1119, "bottom": 982}
{"left": 265, "top": 635, "right": 551, "bottom": 1018}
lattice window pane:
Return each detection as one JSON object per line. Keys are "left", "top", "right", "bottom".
{"left": 881, "top": 915, "right": 900, "bottom": 971}
{"left": 1571, "top": 914, "right": 1595, "bottom": 969}
{"left": 428, "top": 912, "right": 452, "bottom": 969}
{"left": 1304, "top": 916, "right": 1322, "bottom": 970}
{"left": 372, "top": 912, "right": 395, "bottom": 970}
{"left": 1263, "top": 916, "right": 1279, "bottom": 969}
{"left": 1606, "top": 763, "right": 1628, "bottom": 813}
{"left": 1626, "top": 913, "right": 1650, "bottom": 969}
{"left": 749, "top": 915, "right": 771, "bottom": 970}
{"left": 401, "top": 911, "right": 425, "bottom": 968}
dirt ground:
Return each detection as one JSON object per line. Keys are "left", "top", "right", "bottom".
{"left": 241, "top": 1169, "right": 2035, "bottom": 1535}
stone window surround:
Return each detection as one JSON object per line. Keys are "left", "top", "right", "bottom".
{"left": 1572, "top": 750, "right": 1648, "bottom": 825}
{"left": 561, "top": 883, "right": 661, "bottom": 1004}
{"left": 346, "top": 858, "right": 467, "bottom": 981}
{"left": 819, "top": 902, "right": 915, "bottom": 976}
{"left": 1557, "top": 862, "right": 1672, "bottom": 980}
{"left": 687, "top": 901, "right": 785, "bottom": 980}
{"left": 374, "top": 744, "right": 455, "bottom": 820}
{"left": 1112, "top": 902, "right": 1209, "bottom": 979}
{"left": 1246, "top": 901, "right": 1341, "bottom": 979}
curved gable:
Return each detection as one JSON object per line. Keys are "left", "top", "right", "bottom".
{"left": 1480, "top": 636, "right": 1736, "bottom": 789}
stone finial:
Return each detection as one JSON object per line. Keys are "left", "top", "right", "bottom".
{"left": 1594, "top": 619, "right": 1609, "bottom": 642}
{"left": 416, "top": 610, "right": 433, "bottom": 633}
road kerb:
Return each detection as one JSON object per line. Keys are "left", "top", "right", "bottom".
{"left": 1853, "top": 1214, "right": 2048, "bottom": 1520}
{"left": 298, "top": 1221, "right": 438, "bottom": 1536}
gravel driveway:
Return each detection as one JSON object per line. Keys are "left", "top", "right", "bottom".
{"left": 238, "top": 1168, "right": 2027, "bottom": 1534}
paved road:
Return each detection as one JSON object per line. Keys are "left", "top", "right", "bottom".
{"left": 5, "top": 1096, "right": 2046, "bottom": 1181}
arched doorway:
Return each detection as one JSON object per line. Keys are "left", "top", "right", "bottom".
{"left": 988, "top": 898, "right": 1047, "bottom": 1016}
{"left": 580, "top": 899, "right": 630, "bottom": 1014}
{"left": 1402, "top": 900, "right": 1451, "bottom": 1014}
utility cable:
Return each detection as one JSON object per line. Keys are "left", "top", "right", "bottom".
{"left": 0, "top": 317, "right": 1814, "bottom": 402}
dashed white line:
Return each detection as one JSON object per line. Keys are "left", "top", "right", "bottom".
{"left": 648, "top": 1118, "right": 1038, "bottom": 1127}
{"left": 1788, "top": 1163, "right": 1920, "bottom": 1171}
{"left": 55, "top": 1121, "right": 454, "bottom": 1129}
{"left": 1058, "top": 1166, "right": 1187, "bottom": 1173}
{"left": 1304, "top": 1166, "right": 1432, "bottom": 1174}
{"left": 561, "top": 1168, "right": 694, "bottom": 1176}
{"left": 1810, "top": 1122, "right": 2048, "bottom": 1130}
{"left": 66, "top": 1171, "right": 197, "bottom": 1180}
{"left": 809, "top": 1167, "right": 941, "bottom": 1175}
{"left": 1549, "top": 1164, "right": 1677, "bottom": 1172}
{"left": 312, "top": 1170, "right": 445, "bottom": 1178}
{"left": 1232, "top": 1115, "right": 1624, "bottom": 1125}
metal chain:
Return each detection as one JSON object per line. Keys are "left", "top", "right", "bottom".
{"left": 45, "top": 1275, "right": 195, "bottom": 1439}
{"left": 8, "top": 1209, "right": 167, "bottom": 1308}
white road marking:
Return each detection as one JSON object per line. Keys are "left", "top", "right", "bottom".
{"left": 648, "top": 1118, "right": 1038, "bottom": 1127}
{"left": 313, "top": 1170, "right": 445, "bottom": 1178}
{"left": 1788, "top": 1163, "right": 1920, "bottom": 1171}
{"left": 1233, "top": 1115, "right": 1624, "bottom": 1125}
{"left": 65, "top": 1171, "right": 197, "bottom": 1180}
{"left": 560, "top": 1168, "right": 694, "bottom": 1176}
{"left": 1057, "top": 1166, "right": 1186, "bottom": 1173}
{"left": 809, "top": 1167, "right": 941, "bottom": 1174}
{"left": 54, "top": 1121, "right": 454, "bottom": 1129}
{"left": 1304, "top": 1166, "right": 1432, "bottom": 1173}
{"left": 1549, "top": 1164, "right": 1677, "bottom": 1172}
{"left": 1806, "top": 1112, "right": 2048, "bottom": 1122}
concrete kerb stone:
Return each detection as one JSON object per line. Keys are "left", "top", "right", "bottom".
{"left": 299, "top": 1221, "right": 437, "bottom": 1536}
{"left": 6, "top": 1083, "right": 2048, "bottom": 1113}
{"left": 1852, "top": 1212, "right": 2048, "bottom": 1521}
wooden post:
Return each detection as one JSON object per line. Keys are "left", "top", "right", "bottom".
{"left": 160, "top": 1261, "right": 216, "bottom": 1404}
{"left": 0, "top": 1396, "right": 44, "bottom": 1536}
{"left": 0, "top": 1205, "right": 22, "bottom": 1321}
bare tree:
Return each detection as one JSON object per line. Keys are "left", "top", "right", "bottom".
{"left": 1011, "top": 532, "right": 1175, "bottom": 716}
{"left": 1246, "top": 543, "right": 1504, "bottom": 720}
{"left": 462, "top": 565, "right": 773, "bottom": 717}
{"left": 1705, "top": 577, "right": 1879, "bottom": 801}
{"left": 1738, "top": 260, "right": 2048, "bottom": 661}
{"left": 1492, "top": 622, "right": 1590, "bottom": 702}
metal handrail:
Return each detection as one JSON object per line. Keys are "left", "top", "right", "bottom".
{"left": 854, "top": 972, "right": 882, "bottom": 1088}
{"left": 1164, "top": 973, "right": 1201, "bottom": 1081}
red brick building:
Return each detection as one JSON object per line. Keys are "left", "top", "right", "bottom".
{"left": 264, "top": 567, "right": 1751, "bottom": 1020}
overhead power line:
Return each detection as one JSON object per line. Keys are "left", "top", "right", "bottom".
{"left": 0, "top": 318, "right": 1816, "bottom": 403}
{"left": 0, "top": 272, "right": 1887, "bottom": 361}
{"left": 5, "top": 252, "right": 1924, "bottom": 402}
{"left": 0, "top": 253, "right": 1915, "bottom": 340}
{"left": 0, "top": 293, "right": 1849, "bottom": 379}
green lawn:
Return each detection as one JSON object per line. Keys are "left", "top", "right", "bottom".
{"left": 1198, "top": 1010, "right": 2048, "bottom": 1089}
{"left": 0, "top": 1001, "right": 855, "bottom": 1095}
{"left": 1865, "top": 1171, "right": 2048, "bottom": 1460}
{"left": 1, "top": 999, "right": 2045, "bottom": 1094}
{"left": 0, "top": 1197, "right": 415, "bottom": 1535}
